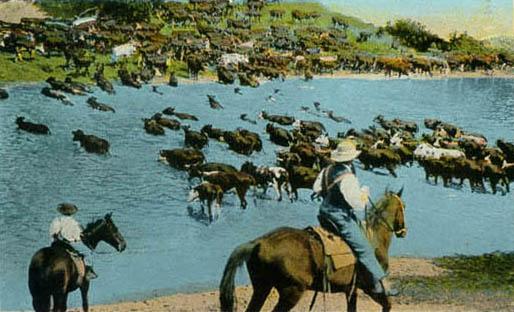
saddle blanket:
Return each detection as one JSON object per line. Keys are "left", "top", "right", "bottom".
{"left": 310, "top": 226, "right": 356, "bottom": 270}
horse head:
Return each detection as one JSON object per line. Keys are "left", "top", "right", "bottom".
{"left": 82, "top": 213, "right": 126, "bottom": 252}
{"left": 371, "top": 187, "right": 407, "bottom": 238}
{"left": 387, "top": 187, "right": 407, "bottom": 238}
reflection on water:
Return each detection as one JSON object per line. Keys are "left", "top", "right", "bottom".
{"left": 0, "top": 78, "right": 513, "bottom": 309}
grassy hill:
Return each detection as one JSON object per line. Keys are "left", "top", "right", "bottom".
{"left": 0, "top": 1, "right": 510, "bottom": 83}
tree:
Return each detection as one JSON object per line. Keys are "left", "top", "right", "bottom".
{"left": 100, "top": 0, "right": 162, "bottom": 23}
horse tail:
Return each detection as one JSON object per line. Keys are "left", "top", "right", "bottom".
{"left": 219, "top": 240, "right": 259, "bottom": 312}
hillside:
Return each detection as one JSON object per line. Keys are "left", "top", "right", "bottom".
{"left": 0, "top": 0, "right": 512, "bottom": 84}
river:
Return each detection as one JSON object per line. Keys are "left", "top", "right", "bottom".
{"left": 0, "top": 77, "right": 513, "bottom": 310}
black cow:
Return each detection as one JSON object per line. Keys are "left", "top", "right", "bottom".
{"left": 72, "top": 130, "right": 109, "bottom": 154}
{"left": 15, "top": 117, "right": 50, "bottom": 135}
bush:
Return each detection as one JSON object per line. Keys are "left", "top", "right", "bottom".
{"left": 383, "top": 19, "right": 447, "bottom": 52}
{"left": 448, "top": 32, "right": 488, "bottom": 55}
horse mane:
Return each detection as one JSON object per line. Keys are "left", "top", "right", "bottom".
{"left": 366, "top": 191, "right": 395, "bottom": 229}
{"left": 84, "top": 217, "right": 105, "bottom": 234}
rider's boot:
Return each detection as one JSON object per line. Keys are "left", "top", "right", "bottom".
{"left": 85, "top": 265, "right": 98, "bottom": 281}
{"left": 372, "top": 277, "right": 399, "bottom": 297}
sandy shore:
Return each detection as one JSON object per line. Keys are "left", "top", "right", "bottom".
{"left": 66, "top": 257, "right": 487, "bottom": 312}
{"left": 150, "top": 69, "right": 514, "bottom": 86}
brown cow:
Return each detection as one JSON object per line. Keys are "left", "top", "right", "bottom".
{"left": 159, "top": 148, "right": 205, "bottom": 170}
{"left": 359, "top": 147, "right": 401, "bottom": 177}
{"left": 286, "top": 165, "right": 319, "bottom": 200}
{"left": 183, "top": 126, "right": 209, "bottom": 149}
{"left": 202, "top": 171, "right": 256, "bottom": 209}
{"left": 188, "top": 182, "right": 224, "bottom": 222}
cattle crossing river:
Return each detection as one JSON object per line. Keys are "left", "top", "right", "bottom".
{"left": 0, "top": 77, "right": 513, "bottom": 309}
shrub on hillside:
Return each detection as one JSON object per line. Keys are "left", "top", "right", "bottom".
{"left": 383, "top": 19, "right": 448, "bottom": 52}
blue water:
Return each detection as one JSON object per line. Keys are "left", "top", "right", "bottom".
{"left": 1, "top": 78, "right": 513, "bottom": 310}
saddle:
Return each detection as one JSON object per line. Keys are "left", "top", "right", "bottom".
{"left": 52, "top": 240, "right": 86, "bottom": 286}
{"left": 308, "top": 223, "right": 356, "bottom": 272}
{"left": 311, "top": 226, "right": 357, "bottom": 272}
{"left": 306, "top": 217, "right": 358, "bottom": 310}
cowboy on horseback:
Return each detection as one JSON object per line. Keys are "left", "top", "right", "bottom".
{"left": 49, "top": 203, "right": 97, "bottom": 281}
{"left": 312, "top": 140, "right": 399, "bottom": 297}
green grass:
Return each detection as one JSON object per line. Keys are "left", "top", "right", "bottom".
{"left": 0, "top": 51, "right": 190, "bottom": 83}
{"left": 0, "top": 52, "right": 70, "bottom": 83}
{"left": 395, "top": 252, "right": 514, "bottom": 308}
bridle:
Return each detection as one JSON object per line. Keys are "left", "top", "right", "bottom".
{"left": 369, "top": 193, "right": 406, "bottom": 236}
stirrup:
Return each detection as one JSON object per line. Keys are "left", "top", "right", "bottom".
{"left": 85, "top": 266, "right": 98, "bottom": 280}
{"left": 373, "top": 279, "right": 399, "bottom": 297}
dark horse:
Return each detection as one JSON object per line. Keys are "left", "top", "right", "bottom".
{"left": 28, "top": 213, "right": 126, "bottom": 312}
{"left": 220, "top": 189, "right": 407, "bottom": 312}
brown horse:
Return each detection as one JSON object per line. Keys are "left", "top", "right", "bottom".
{"left": 28, "top": 213, "right": 126, "bottom": 312}
{"left": 220, "top": 189, "right": 407, "bottom": 312}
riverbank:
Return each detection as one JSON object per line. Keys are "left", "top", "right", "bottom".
{"left": 68, "top": 255, "right": 513, "bottom": 312}
{"left": 2, "top": 66, "right": 513, "bottom": 89}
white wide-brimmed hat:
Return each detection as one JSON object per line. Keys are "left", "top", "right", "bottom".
{"left": 331, "top": 140, "right": 361, "bottom": 162}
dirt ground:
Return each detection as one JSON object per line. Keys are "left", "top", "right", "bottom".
{"left": 69, "top": 258, "right": 484, "bottom": 312}
{"left": 0, "top": 0, "right": 47, "bottom": 24}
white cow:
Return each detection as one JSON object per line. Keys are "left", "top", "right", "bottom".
{"left": 414, "top": 143, "right": 465, "bottom": 160}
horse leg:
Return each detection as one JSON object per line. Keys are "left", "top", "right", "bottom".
{"left": 346, "top": 290, "right": 357, "bottom": 312}
{"left": 32, "top": 294, "right": 51, "bottom": 312}
{"left": 245, "top": 282, "right": 272, "bottom": 312}
{"left": 367, "top": 290, "right": 392, "bottom": 312}
{"left": 80, "top": 281, "right": 90, "bottom": 312}
{"left": 52, "top": 292, "right": 68, "bottom": 312}
{"left": 246, "top": 256, "right": 273, "bottom": 312}
{"left": 271, "top": 286, "right": 304, "bottom": 312}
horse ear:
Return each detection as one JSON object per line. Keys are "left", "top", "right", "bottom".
{"left": 397, "top": 186, "right": 404, "bottom": 198}
{"left": 105, "top": 212, "right": 112, "bottom": 219}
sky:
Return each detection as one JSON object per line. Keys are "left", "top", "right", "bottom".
{"left": 317, "top": 0, "right": 513, "bottom": 39}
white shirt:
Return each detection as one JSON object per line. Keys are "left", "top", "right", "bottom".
{"left": 49, "top": 216, "right": 83, "bottom": 243}
{"left": 313, "top": 166, "right": 369, "bottom": 210}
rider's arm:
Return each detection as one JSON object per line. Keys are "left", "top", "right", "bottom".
{"left": 339, "top": 174, "right": 369, "bottom": 210}
{"left": 49, "top": 217, "right": 62, "bottom": 241}
{"left": 312, "top": 168, "right": 325, "bottom": 195}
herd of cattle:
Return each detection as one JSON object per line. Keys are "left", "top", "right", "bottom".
{"left": 7, "top": 74, "right": 514, "bottom": 222}
{"left": 2, "top": 0, "right": 514, "bottom": 93}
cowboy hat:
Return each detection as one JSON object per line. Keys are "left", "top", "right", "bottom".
{"left": 331, "top": 140, "right": 361, "bottom": 162}
{"left": 57, "top": 203, "right": 78, "bottom": 216}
